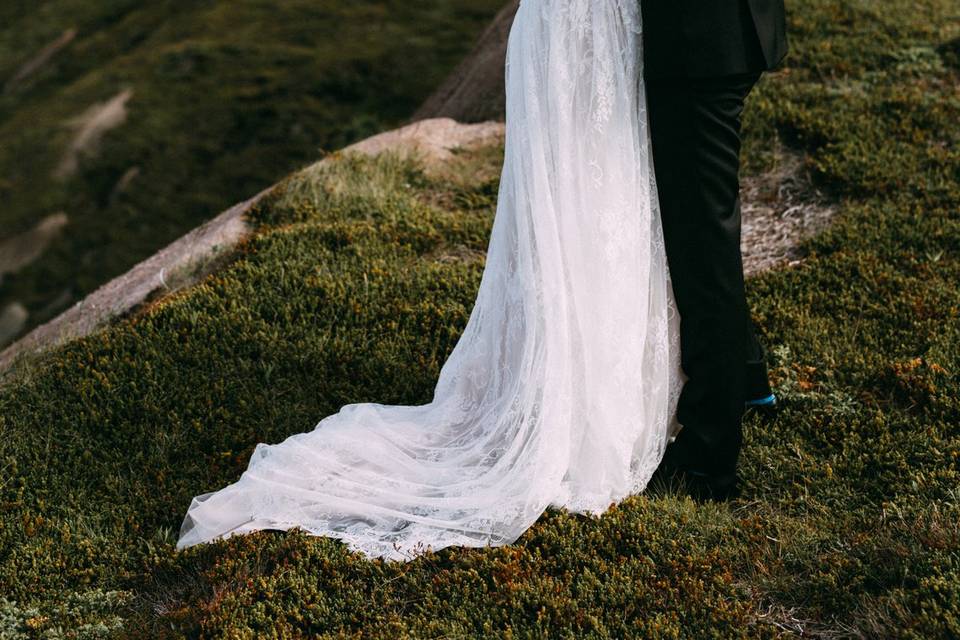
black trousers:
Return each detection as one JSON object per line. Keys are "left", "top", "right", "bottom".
{"left": 646, "top": 71, "right": 771, "bottom": 476}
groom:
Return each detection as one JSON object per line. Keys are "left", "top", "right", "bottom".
{"left": 643, "top": 0, "right": 788, "bottom": 500}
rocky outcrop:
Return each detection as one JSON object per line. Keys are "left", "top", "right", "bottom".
{"left": 0, "top": 193, "right": 256, "bottom": 379}
{"left": 411, "top": 1, "right": 519, "bottom": 123}
{"left": 344, "top": 117, "right": 503, "bottom": 165}
{"left": 0, "top": 118, "right": 505, "bottom": 380}
{"left": 0, "top": 212, "right": 69, "bottom": 284}
{"left": 55, "top": 89, "right": 134, "bottom": 180}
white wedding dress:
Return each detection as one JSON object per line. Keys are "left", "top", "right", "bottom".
{"left": 177, "top": 0, "right": 683, "bottom": 561}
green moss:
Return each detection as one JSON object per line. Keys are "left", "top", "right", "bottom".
{"left": 1, "top": 0, "right": 959, "bottom": 637}
{"left": 0, "top": 0, "right": 503, "bottom": 342}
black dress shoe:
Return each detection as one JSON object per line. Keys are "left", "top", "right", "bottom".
{"left": 672, "top": 468, "right": 740, "bottom": 502}
{"left": 650, "top": 442, "right": 741, "bottom": 503}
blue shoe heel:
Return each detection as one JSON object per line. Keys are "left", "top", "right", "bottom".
{"left": 745, "top": 393, "right": 777, "bottom": 408}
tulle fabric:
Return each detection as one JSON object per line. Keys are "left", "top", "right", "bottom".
{"left": 177, "top": 0, "right": 683, "bottom": 561}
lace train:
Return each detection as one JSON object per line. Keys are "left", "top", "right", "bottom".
{"left": 177, "top": 0, "right": 683, "bottom": 561}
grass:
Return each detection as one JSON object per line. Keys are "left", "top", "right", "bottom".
{"left": 1, "top": 0, "right": 959, "bottom": 637}
{"left": 0, "top": 0, "right": 503, "bottom": 344}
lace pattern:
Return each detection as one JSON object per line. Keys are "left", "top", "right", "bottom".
{"left": 177, "top": 0, "right": 684, "bottom": 561}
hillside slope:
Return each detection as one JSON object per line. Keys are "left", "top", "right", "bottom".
{"left": 1, "top": 0, "right": 959, "bottom": 638}
{"left": 0, "top": 0, "right": 503, "bottom": 347}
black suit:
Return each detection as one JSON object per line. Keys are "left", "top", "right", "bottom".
{"left": 643, "top": 0, "right": 787, "bottom": 78}
{"left": 642, "top": 1, "right": 786, "bottom": 477}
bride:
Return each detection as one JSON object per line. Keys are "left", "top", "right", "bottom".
{"left": 177, "top": 0, "right": 684, "bottom": 561}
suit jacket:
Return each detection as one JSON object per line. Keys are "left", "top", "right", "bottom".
{"left": 641, "top": 0, "right": 788, "bottom": 78}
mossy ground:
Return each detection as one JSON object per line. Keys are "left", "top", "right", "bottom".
{"left": 0, "top": 0, "right": 502, "bottom": 342}
{"left": 2, "top": 0, "right": 960, "bottom": 637}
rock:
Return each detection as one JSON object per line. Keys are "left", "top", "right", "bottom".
{"left": 0, "top": 190, "right": 258, "bottom": 379}
{"left": 0, "top": 116, "right": 506, "bottom": 380}
{"left": 340, "top": 117, "right": 504, "bottom": 168}
{"left": 55, "top": 89, "right": 134, "bottom": 180}
{"left": 412, "top": 1, "right": 519, "bottom": 123}
{"left": 0, "top": 212, "right": 69, "bottom": 281}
